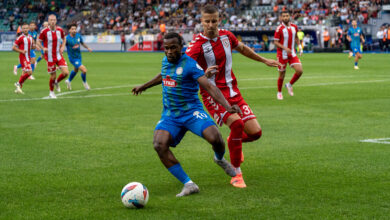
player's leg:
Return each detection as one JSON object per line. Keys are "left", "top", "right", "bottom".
{"left": 14, "top": 64, "right": 32, "bottom": 94}
{"left": 154, "top": 119, "right": 198, "bottom": 197}
{"left": 78, "top": 65, "right": 90, "bottom": 90}
{"left": 49, "top": 72, "right": 57, "bottom": 98}
{"left": 353, "top": 49, "right": 359, "bottom": 69}
{"left": 66, "top": 67, "right": 78, "bottom": 90}
{"left": 55, "top": 59, "right": 70, "bottom": 92}
{"left": 277, "top": 70, "right": 286, "bottom": 100}
{"left": 285, "top": 57, "right": 303, "bottom": 96}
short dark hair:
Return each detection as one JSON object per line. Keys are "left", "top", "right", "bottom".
{"left": 281, "top": 10, "right": 290, "bottom": 15}
{"left": 201, "top": 4, "right": 218, "bottom": 14}
{"left": 164, "top": 32, "right": 184, "bottom": 46}
{"left": 29, "top": 21, "right": 36, "bottom": 25}
{"left": 68, "top": 23, "right": 77, "bottom": 29}
{"left": 21, "top": 22, "right": 29, "bottom": 26}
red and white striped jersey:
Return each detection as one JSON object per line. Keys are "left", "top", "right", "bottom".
{"left": 39, "top": 27, "right": 65, "bottom": 62}
{"left": 274, "top": 23, "right": 299, "bottom": 60}
{"left": 186, "top": 29, "right": 240, "bottom": 99}
{"left": 14, "top": 34, "right": 33, "bottom": 61}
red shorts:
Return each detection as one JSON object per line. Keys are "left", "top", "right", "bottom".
{"left": 47, "top": 57, "right": 67, "bottom": 73}
{"left": 277, "top": 55, "right": 301, "bottom": 72}
{"left": 19, "top": 57, "right": 32, "bottom": 72}
{"left": 203, "top": 94, "right": 256, "bottom": 126}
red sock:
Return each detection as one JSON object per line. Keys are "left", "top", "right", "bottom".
{"left": 19, "top": 73, "right": 30, "bottom": 86}
{"left": 56, "top": 73, "right": 66, "bottom": 83}
{"left": 242, "top": 130, "right": 262, "bottom": 143}
{"left": 277, "top": 77, "right": 284, "bottom": 92}
{"left": 49, "top": 78, "right": 55, "bottom": 91}
{"left": 290, "top": 73, "right": 301, "bottom": 85}
{"left": 228, "top": 120, "right": 244, "bottom": 168}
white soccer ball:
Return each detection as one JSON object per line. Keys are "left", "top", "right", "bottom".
{"left": 121, "top": 182, "right": 149, "bottom": 208}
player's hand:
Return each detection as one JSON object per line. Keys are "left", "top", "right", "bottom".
{"left": 43, "top": 48, "right": 48, "bottom": 52}
{"left": 60, "top": 47, "right": 64, "bottom": 54}
{"left": 205, "top": 65, "right": 218, "bottom": 78}
{"left": 285, "top": 48, "right": 292, "bottom": 55}
{"left": 299, "top": 45, "right": 303, "bottom": 56}
{"left": 132, "top": 86, "right": 146, "bottom": 96}
{"left": 264, "top": 59, "right": 281, "bottom": 67}
{"left": 20, "top": 50, "right": 26, "bottom": 54}
{"left": 88, "top": 48, "right": 93, "bottom": 52}
{"left": 226, "top": 104, "right": 242, "bottom": 115}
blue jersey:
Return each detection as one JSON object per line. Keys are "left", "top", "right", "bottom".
{"left": 348, "top": 27, "right": 362, "bottom": 48}
{"left": 28, "top": 30, "right": 38, "bottom": 41}
{"left": 66, "top": 33, "right": 83, "bottom": 60}
{"left": 161, "top": 54, "right": 205, "bottom": 117}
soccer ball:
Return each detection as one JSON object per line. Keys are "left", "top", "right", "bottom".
{"left": 121, "top": 182, "right": 149, "bottom": 208}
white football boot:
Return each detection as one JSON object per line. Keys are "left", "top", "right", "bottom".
{"left": 285, "top": 82, "right": 294, "bottom": 96}
{"left": 49, "top": 91, "right": 57, "bottom": 99}
{"left": 83, "top": 82, "right": 90, "bottom": 90}
{"left": 65, "top": 80, "right": 72, "bottom": 90}
{"left": 176, "top": 182, "right": 199, "bottom": 197}
{"left": 14, "top": 82, "right": 24, "bottom": 94}
{"left": 277, "top": 92, "right": 283, "bottom": 100}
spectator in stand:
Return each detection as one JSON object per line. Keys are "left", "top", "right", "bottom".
{"left": 138, "top": 33, "right": 144, "bottom": 51}
{"left": 323, "top": 28, "right": 330, "bottom": 48}
{"left": 376, "top": 26, "right": 384, "bottom": 51}
{"left": 121, "top": 32, "right": 126, "bottom": 52}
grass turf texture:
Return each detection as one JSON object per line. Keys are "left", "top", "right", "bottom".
{"left": 0, "top": 52, "right": 390, "bottom": 219}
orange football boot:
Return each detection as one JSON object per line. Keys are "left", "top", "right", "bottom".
{"left": 230, "top": 173, "right": 247, "bottom": 188}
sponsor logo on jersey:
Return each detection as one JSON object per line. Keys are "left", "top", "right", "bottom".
{"left": 222, "top": 38, "right": 230, "bottom": 48}
{"left": 176, "top": 67, "right": 183, "bottom": 75}
{"left": 163, "top": 75, "right": 177, "bottom": 87}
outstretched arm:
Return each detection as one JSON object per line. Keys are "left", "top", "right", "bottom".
{"left": 198, "top": 67, "right": 241, "bottom": 114}
{"left": 81, "top": 42, "right": 92, "bottom": 52}
{"left": 235, "top": 42, "right": 280, "bottom": 67}
{"left": 132, "top": 73, "right": 162, "bottom": 95}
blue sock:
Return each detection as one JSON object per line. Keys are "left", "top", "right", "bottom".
{"left": 81, "top": 72, "right": 86, "bottom": 83}
{"left": 68, "top": 70, "right": 77, "bottom": 82}
{"left": 31, "top": 63, "right": 35, "bottom": 71}
{"left": 214, "top": 150, "right": 225, "bottom": 160}
{"left": 37, "top": 56, "right": 42, "bottom": 62}
{"left": 355, "top": 62, "right": 358, "bottom": 66}
{"left": 167, "top": 163, "right": 191, "bottom": 184}
{"left": 17, "top": 64, "right": 22, "bottom": 69}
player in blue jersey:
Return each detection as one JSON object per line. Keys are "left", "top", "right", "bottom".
{"left": 13, "top": 22, "right": 44, "bottom": 79}
{"left": 132, "top": 33, "right": 241, "bottom": 197}
{"left": 347, "top": 20, "right": 365, "bottom": 70}
{"left": 64, "top": 24, "right": 92, "bottom": 90}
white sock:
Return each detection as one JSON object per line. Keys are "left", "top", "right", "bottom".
{"left": 184, "top": 180, "right": 194, "bottom": 185}
{"left": 234, "top": 167, "right": 242, "bottom": 174}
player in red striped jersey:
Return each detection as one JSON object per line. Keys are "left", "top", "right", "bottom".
{"left": 186, "top": 5, "right": 281, "bottom": 188}
{"left": 274, "top": 11, "right": 303, "bottom": 100}
{"left": 13, "top": 23, "right": 34, "bottom": 94}
{"left": 37, "top": 14, "right": 69, "bottom": 99}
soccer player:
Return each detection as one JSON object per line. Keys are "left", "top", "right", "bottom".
{"left": 347, "top": 20, "right": 365, "bottom": 70}
{"left": 13, "top": 23, "right": 34, "bottom": 94}
{"left": 13, "top": 21, "right": 43, "bottom": 78}
{"left": 186, "top": 5, "right": 280, "bottom": 188}
{"left": 132, "top": 32, "right": 241, "bottom": 197}
{"left": 37, "top": 14, "right": 69, "bottom": 99}
{"left": 274, "top": 10, "right": 303, "bottom": 100}
{"left": 64, "top": 24, "right": 92, "bottom": 90}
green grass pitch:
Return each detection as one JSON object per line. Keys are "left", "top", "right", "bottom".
{"left": 1, "top": 51, "right": 390, "bottom": 219}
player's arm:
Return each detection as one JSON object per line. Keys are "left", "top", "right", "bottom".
{"left": 274, "top": 40, "right": 292, "bottom": 55}
{"left": 295, "top": 33, "right": 303, "bottom": 56}
{"left": 36, "top": 39, "right": 46, "bottom": 52}
{"left": 360, "top": 34, "right": 365, "bottom": 44}
{"left": 132, "top": 73, "right": 162, "bottom": 96}
{"left": 60, "top": 37, "right": 66, "bottom": 54}
{"left": 235, "top": 42, "right": 281, "bottom": 67}
{"left": 12, "top": 44, "right": 25, "bottom": 54}
{"left": 81, "top": 42, "right": 92, "bottom": 52}
{"left": 198, "top": 66, "right": 241, "bottom": 114}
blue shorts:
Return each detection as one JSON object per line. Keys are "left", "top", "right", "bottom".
{"left": 155, "top": 109, "right": 216, "bottom": 147}
{"left": 30, "top": 49, "right": 36, "bottom": 58}
{"left": 69, "top": 58, "right": 82, "bottom": 69}
{"left": 351, "top": 46, "right": 361, "bottom": 56}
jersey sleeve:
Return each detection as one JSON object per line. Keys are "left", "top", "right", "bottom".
{"left": 274, "top": 27, "right": 281, "bottom": 40}
{"left": 39, "top": 30, "right": 45, "bottom": 42}
{"left": 60, "top": 29, "right": 65, "bottom": 39}
{"left": 190, "top": 59, "right": 205, "bottom": 81}
{"left": 80, "top": 34, "right": 84, "bottom": 44}
{"left": 226, "top": 31, "right": 239, "bottom": 49}
{"left": 185, "top": 40, "right": 201, "bottom": 61}
{"left": 14, "top": 36, "right": 21, "bottom": 46}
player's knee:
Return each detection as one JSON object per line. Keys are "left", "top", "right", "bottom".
{"left": 153, "top": 140, "right": 169, "bottom": 154}
{"left": 209, "top": 132, "right": 224, "bottom": 147}
{"left": 250, "top": 130, "right": 262, "bottom": 141}
{"left": 229, "top": 119, "right": 244, "bottom": 132}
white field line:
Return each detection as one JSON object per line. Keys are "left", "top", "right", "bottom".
{"left": 0, "top": 79, "right": 389, "bottom": 103}
{"left": 360, "top": 138, "right": 390, "bottom": 145}
{"left": 239, "top": 75, "right": 390, "bottom": 81}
